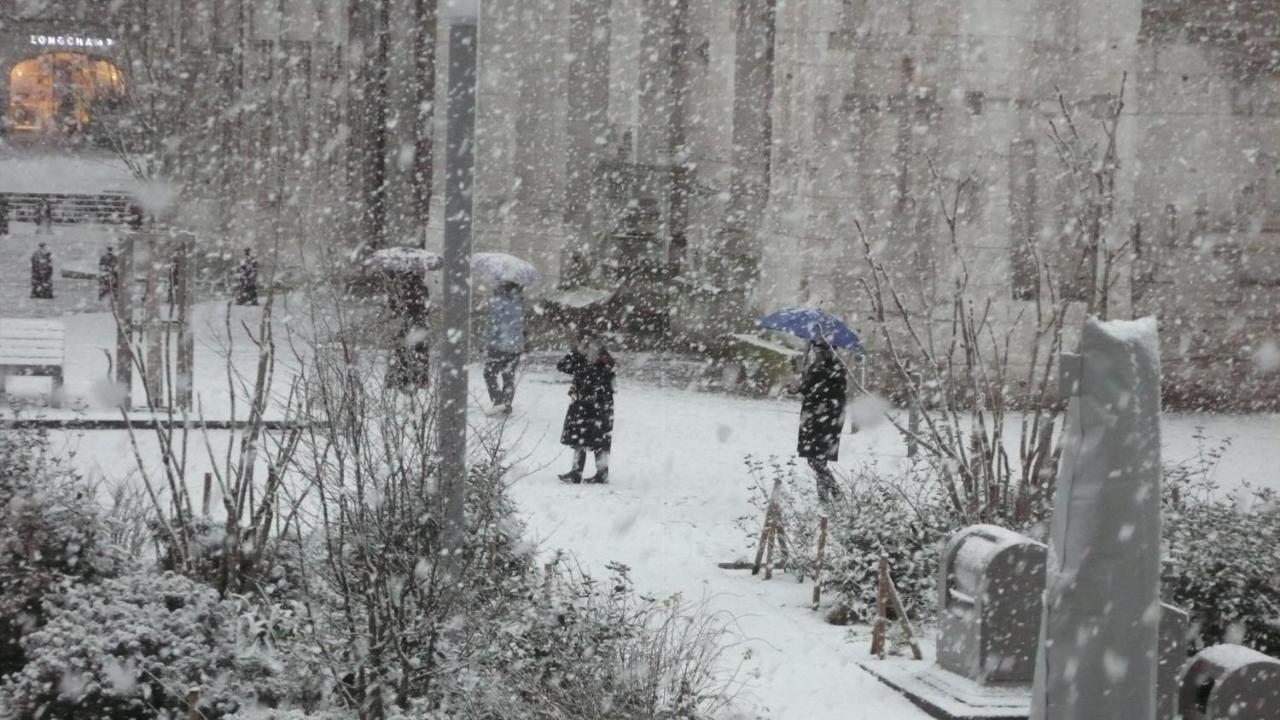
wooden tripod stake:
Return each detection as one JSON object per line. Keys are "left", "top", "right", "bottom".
{"left": 752, "top": 478, "right": 790, "bottom": 579}
{"left": 869, "top": 555, "right": 923, "bottom": 660}
{"left": 811, "top": 515, "right": 829, "bottom": 609}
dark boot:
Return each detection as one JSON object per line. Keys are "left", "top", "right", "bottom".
{"left": 584, "top": 451, "right": 610, "bottom": 484}
{"left": 560, "top": 450, "right": 587, "bottom": 484}
{"left": 810, "top": 459, "right": 841, "bottom": 503}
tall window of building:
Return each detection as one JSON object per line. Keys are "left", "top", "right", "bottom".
{"left": 1008, "top": 139, "right": 1039, "bottom": 300}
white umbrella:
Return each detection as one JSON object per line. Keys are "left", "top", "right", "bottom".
{"left": 472, "top": 252, "right": 541, "bottom": 286}
{"left": 368, "top": 246, "right": 443, "bottom": 274}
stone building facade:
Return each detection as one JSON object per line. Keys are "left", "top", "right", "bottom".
{"left": 462, "top": 0, "right": 1280, "bottom": 408}
{"left": 2, "top": 0, "right": 1276, "bottom": 407}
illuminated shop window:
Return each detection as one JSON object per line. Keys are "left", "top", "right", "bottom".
{"left": 8, "top": 52, "right": 125, "bottom": 135}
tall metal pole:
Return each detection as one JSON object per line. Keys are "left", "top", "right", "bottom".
{"left": 440, "top": 0, "right": 478, "bottom": 551}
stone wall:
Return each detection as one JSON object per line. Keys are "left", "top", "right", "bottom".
{"left": 438, "top": 0, "right": 1277, "bottom": 407}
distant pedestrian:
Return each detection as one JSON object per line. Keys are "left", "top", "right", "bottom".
{"left": 0, "top": 197, "right": 9, "bottom": 236}
{"left": 385, "top": 269, "right": 431, "bottom": 391}
{"left": 98, "top": 245, "right": 119, "bottom": 300}
{"left": 234, "top": 247, "right": 259, "bottom": 305}
{"left": 558, "top": 328, "right": 615, "bottom": 484}
{"left": 789, "top": 340, "right": 847, "bottom": 503}
{"left": 484, "top": 281, "right": 527, "bottom": 415}
{"left": 30, "top": 242, "right": 54, "bottom": 299}
{"left": 38, "top": 200, "right": 54, "bottom": 234}
{"left": 127, "top": 204, "right": 144, "bottom": 231}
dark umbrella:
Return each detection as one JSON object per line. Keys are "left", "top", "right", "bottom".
{"left": 759, "top": 307, "right": 860, "bottom": 350}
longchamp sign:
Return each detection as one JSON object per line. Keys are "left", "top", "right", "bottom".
{"left": 29, "top": 34, "right": 115, "bottom": 49}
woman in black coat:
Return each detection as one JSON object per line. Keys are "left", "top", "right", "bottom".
{"left": 792, "top": 340, "right": 847, "bottom": 502}
{"left": 385, "top": 270, "right": 431, "bottom": 391}
{"left": 558, "top": 331, "right": 615, "bottom": 484}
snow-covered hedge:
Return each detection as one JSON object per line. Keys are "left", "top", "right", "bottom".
{"left": 740, "top": 456, "right": 955, "bottom": 626}
{"left": 0, "top": 571, "right": 277, "bottom": 719}
{"left": 1164, "top": 497, "right": 1280, "bottom": 654}
{"left": 1, "top": 428, "right": 120, "bottom": 678}
{"left": 1159, "top": 435, "right": 1280, "bottom": 655}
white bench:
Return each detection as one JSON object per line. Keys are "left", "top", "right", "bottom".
{"left": 0, "top": 319, "right": 66, "bottom": 407}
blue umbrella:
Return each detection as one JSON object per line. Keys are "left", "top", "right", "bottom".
{"left": 759, "top": 307, "right": 860, "bottom": 350}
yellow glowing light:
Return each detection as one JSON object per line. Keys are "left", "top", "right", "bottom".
{"left": 7, "top": 52, "right": 126, "bottom": 135}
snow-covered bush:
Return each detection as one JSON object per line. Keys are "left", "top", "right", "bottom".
{"left": 0, "top": 427, "right": 119, "bottom": 678}
{"left": 0, "top": 571, "right": 281, "bottom": 719}
{"left": 1164, "top": 496, "right": 1280, "bottom": 655}
{"left": 411, "top": 561, "right": 735, "bottom": 720}
{"left": 1163, "top": 434, "right": 1280, "bottom": 654}
{"left": 822, "top": 475, "right": 952, "bottom": 625}
{"left": 740, "top": 456, "right": 955, "bottom": 626}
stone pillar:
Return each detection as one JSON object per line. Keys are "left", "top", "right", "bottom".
{"left": 509, "top": 0, "right": 567, "bottom": 273}
{"left": 666, "top": 0, "right": 693, "bottom": 271}
{"left": 563, "top": 0, "right": 612, "bottom": 265}
{"left": 713, "top": 0, "right": 775, "bottom": 328}
{"left": 1032, "top": 317, "right": 1163, "bottom": 720}
{"left": 345, "top": 0, "right": 392, "bottom": 249}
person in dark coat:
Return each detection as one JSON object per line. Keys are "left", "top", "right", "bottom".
{"left": 790, "top": 340, "right": 847, "bottom": 503}
{"left": 385, "top": 269, "right": 431, "bottom": 391}
{"left": 38, "top": 200, "right": 53, "bottom": 234}
{"left": 234, "top": 247, "right": 259, "bottom": 306}
{"left": 0, "top": 197, "right": 9, "bottom": 236}
{"left": 127, "top": 204, "right": 144, "bottom": 231}
{"left": 483, "top": 281, "right": 527, "bottom": 414}
{"left": 98, "top": 245, "right": 119, "bottom": 301}
{"left": 30, "top": 242, "right": 54, "bottom": 299}
{"left": 558, "top": 329, "right": 615, "bottom": 484}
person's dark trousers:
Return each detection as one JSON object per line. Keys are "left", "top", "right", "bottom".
{"left": 808, "top": 458, "right": 841, "bottom": 503}
{"left": 483, "top": 351, "right": 521, "bottom": 406}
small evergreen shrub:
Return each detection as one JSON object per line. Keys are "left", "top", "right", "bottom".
{"left": 1, "top": 428, "right": 119, "bottom": 678}
{"left": 1163, "top": 432, "right": 1280, "bottom": 654}
{"left": 739, "top": 456, "right": 956, "bottom": 626}
{"left": 0, "top": 572, "right": 276, "bottom": 719}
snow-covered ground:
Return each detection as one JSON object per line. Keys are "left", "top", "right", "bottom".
{"left": 29, "top": 382, "right": 1280, "bottom": 717}
{"left": 7, "top": 302, "right": 1278, "bottom": 719}
{"left": 0, "top": 145, "right": 138, "bottom": 195}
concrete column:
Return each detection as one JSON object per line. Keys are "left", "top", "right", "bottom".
{"left": 636, "top": 0, "right": 672, "bottom": 165}
{"left": 344, "top": 0, "right": 391, "bottom": 249}
{"left": 666, "top": 0, "right": 693, "bottom": 269}
{"left": 713, "top": 0, "right": 776, "bottom": 326}
{"left": 563, "top": 0, "right": 612, "bottom": 263}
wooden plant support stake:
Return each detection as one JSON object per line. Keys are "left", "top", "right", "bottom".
{"left": 773, "top": 507, "right": 791, "bottom": 570}
{"left": 870, "top": 556, "right": 889, "bottom": 658}
{"left": 811, "top": 515, "right": 829, "bottom": 609}
{"left": 752, "top": 478, "right": 783, "bottom": 576}
{"left": 201, "top": 472, "right": 212, "bottom": 518}
{"left": 868, "top": 555, "right": 923, "bottom": 660}
{"left": 185, "top": 687, "right": 201, "bottom": 720}
{"left": 762, "top": 507, "right": 777, "bottom": 580}
{"left": 542, "top": 561, "right": 555, "bottom": 605}
{"left": 884, "top": 558, "right": 924, "bottom": 660}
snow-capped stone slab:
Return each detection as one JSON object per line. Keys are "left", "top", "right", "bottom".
{"left": 858, "top": 658, "right": 1031, "bottom": 719}
{"left": 1032, "top": 316, "right": 1164, "bottom": 720}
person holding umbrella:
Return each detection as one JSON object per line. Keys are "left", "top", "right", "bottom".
{"left": 789, "top": 339, "right": 847, "bottom": 503}
{"left": 557, "top": 326, "right": 615, "bottom": 484}
{"left": 483, "top": 280, "right": 527, "bottom": 414}
{"left": 369, "top": 248, "right": 440, "bottom": 392}
{"left": 471, "top": 252, "right": 539, "bottom": 414}
{"left": 761, "top": 307, "right": 859, "bottom": 504}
